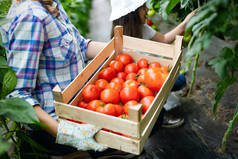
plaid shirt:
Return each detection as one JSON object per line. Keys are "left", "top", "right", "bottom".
{"left": 0, "top": 0, "right": 89, "bottom": 119}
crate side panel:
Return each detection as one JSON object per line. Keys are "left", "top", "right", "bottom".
{"left": 55, "top": 102, "right": 140, "bottom": 137}
{"left": 123, "top": 35, "right": 174, "bottom": 59}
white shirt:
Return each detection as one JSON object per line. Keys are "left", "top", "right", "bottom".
{"left": 142, "top": 24, "right": 156, "bottom": 40}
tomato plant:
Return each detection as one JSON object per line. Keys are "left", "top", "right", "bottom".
{"left": 150, "top": 0, "right": 238, "bottom": 152}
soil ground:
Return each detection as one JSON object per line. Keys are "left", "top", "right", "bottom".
{"left": 87, "top": 1, "right": 238, "bottom": 158}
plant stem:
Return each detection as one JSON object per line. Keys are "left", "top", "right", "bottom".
{"left": 187, "top": 53, "right": 200, "bottom": 97}
{"left": 222, "top": 107, "right": 238, "bottom": 153}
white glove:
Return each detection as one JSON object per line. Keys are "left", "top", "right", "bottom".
{"left": 56, "top": 119, "right": 107, "bottom": 151}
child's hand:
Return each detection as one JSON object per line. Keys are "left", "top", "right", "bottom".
{"left": 56, "top": 119, "right": 107, "bottom": 151}
{"left": 183, "top": 9, "right": 197, "bottom": 26}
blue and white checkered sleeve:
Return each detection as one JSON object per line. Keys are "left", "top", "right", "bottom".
{"left": 7, "top": 14, "right": 45, "bottom": 106}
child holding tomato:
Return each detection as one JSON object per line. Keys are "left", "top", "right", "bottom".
{"left": 109, "top": 0, "right": 197, "bottom": 128}
{"left": 0, "top": 0, "right": 110, "bottom": 157}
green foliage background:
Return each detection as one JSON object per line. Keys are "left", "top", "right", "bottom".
{"left": 150, "top": 0, "right": 238, "bottom": 152}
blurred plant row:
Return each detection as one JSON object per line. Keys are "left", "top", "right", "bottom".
{"left": 149, "top": 0, "right": 238, "bottom": 153}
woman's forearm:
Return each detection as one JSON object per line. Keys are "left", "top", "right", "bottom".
{"left": 34, "top": 105, "right": 59, "bottom": 137}
{"left": 164, "top": 22, "right": 186, "bottom": 43}
{"left": 86, "top": 41, "right": 107, "bottom": 59}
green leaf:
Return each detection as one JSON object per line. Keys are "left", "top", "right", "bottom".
{"left": 0, "top": 129, "right": 9, "bottom": 156}
{"left": 180, "top": 0, "right": 189, "bottom": 8}
{"left": 213, "top": 77, "right": 235, "bottom": 115}
{"left": 186, "top": 7, "right": 213, "bottom": 32}
{"left": 0, "top": 98, "right": 40, "bottom": 124}
{"left": 0, "top": 56, "right": 6, "bottom": 65}
{"left": 225, "top": 24, "right": 238, "bottom": 40}
{"left": 185, "top": 32, "right": 212, "bottom": 64}
{"left": 0, "top": 66, "right": 17, "bottom": 98}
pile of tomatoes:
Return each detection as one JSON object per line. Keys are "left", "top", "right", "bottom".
{"left": 73, "top": 53, "right": 169, "bottom": 135}
{"left": 77, "top": 53, "right": 169, "bottom": 117}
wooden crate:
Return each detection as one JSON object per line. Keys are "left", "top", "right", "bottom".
{"left": 53, "top": 26, "right": 183, "bottom": 155}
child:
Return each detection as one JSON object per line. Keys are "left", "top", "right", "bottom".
{"left": 110, "top": 0, "right": 196, "bottom": 128}
{"left": 0, "top": 0, "right": 107, "bottom": 156}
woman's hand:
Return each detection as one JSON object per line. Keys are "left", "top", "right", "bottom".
{"left": 182, "top": 9, "right": 197, "bottom": 26}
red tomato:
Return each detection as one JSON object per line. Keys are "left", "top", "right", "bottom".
{"left": 124, "top": 100, "right": 139, "bottom": 115}
{"left": 115, "top": 53, "right": 133, "bottom": 65}
{"left": 122, "top": 79, "right": 139, "bottom": 88}
{"left": 124, "top": 63, "right": 138, "bottom": 74}
{"left": 100, "top": 88, "right": 120, "bottom": 104}
{"left": 117, "top": 72, "right": 127, "bottom": 81}
{"left": 95, "top": 79, "right": 109, "bottom": 92}
{"left": 96, "top": 103, "right": 117, "bottom": 116}
{"left": 114, "top": 104, "right": 124, "bottom": 116}
{"left": 140, "top": 96, "right": 155, "bottom": 114}
{"left": 77, "top": 101, "right": 88, "bottom": 109}
{"left": 106, "top": 81, "right": 122, "bottom": 92}
{"left": 120, "top": 86, "right": 140, "bottom": 104}
{"left": 82, "top": 84, "right": 100, "bottom": 102}
{"left": 138, "top": 85, "right": 155, "bottom": 98}
{"left": 138, "top": 68, "right": 148, "bottom": 75}
{"left": 109, "top": 60, "right": 124, "bottom": 72}
{"left": 160, "top": 65, "right": 169, "bottom": 73}
{"left": 111, "top": 77, "right": 124, "bottom": 85}
{"left": 137, "top": 74, "right": 145, "bottom": 84}
{"left": 87, "top": 100, "right": 105, "bottom": 111}
{"left": 99, "top": 67, "right": 116, "bottom": 81}
{"left": 144, "top": 67, "right": 163, "bottom": 91}
{"left": 137, "top": 58, "right": 148, "bottom": 68}
{"left": 147, "top": 19, "right": 153, "bottom": 26}
{"left": 149, "top": 62, "right": 161, "bottom": 68}
{"left": 126, "top": 72, "right": 137, "bottom": 80}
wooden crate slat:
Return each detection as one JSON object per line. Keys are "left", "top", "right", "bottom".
{"left": 95, "top": 129, "right": 141, "bottom": 155}
{"left": 59, "top": 39, "right": 115, "bottom": 103}
{"left": 139, "top": 95, "right": 168, "bottom": 151}
{"left": 126, "top": 50, "right": 173, "bottom": 67}
{"left": 55, "top": 102, "right": 140, "bottom": 137}
{"left": 123, "top": 35, "right": 174, "bottom": 59}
